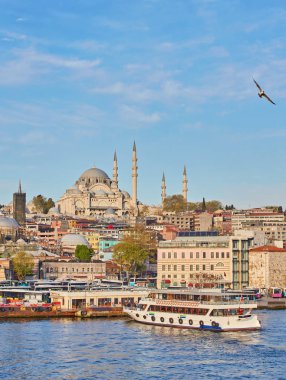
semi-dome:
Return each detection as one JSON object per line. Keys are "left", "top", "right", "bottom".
{"left": 67, "top": 184, "right": 82, "bottom": 194}
{"left": 61, "top": 233, "right": 90, "bottom": 247}
{"left": 0, "top": 216, "right": 19, "bottom": 229}
{"left": 105, "top": 208, "right": 116, "bottom": 215}
{"left": 80, "top": 167, "right": 109, "bottom": 180}
{"left": 94, "top": 189, "right": 107, "bottom": 196}
{"left": 122, "top": 191, "right": 131, "bottom": 198}
{"left": 16, "top": 238, "right": 27, "bottom": 245}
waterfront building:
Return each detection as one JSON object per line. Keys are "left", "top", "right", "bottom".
{"left": 157, "top": 232, "right": 256, "bottom": 289}
{"left": 56, "top": 144, "right": 138, "bottom": 218}
{"left": 249, "top": 245, "right": 286, "bottom": 289}
{"left": 13, "top": 181, "right": 26, "bottom": 226}
{"left": 50, "top": 288, "right": 149, "bottom": 310}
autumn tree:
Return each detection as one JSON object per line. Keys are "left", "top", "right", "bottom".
{"left": 112, "top": 225, "right": 157, "bottom": 278}
{"left": 163, "top": 195, "right": 187, "bottom": 212}
{"left": 32, "top": 195, "right": 55, "bottom": 214}
{"left": 12, "top": 251, "right": 34, "bottom": 281}
{"left": 75, "top": 245, "right": 94, "bottom": 262}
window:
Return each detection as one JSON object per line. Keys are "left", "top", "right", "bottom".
{"left": 168, "top": 252, "right": 171, "bottom": 259}
{"left": 173, "top": 265, "right": 177, "bottom": 271}
{"left": 202, "top": 265, "right": 206, "bottom": 271}
{"left": 211, "top": 252, "right": 214, "bottom": 258}
{"left": 174, "top": 274, "right": 177, "bottom": 278}
{"left": 174, "top": 252, "right": 177, "bottom": 259}
{"left": 216, "top": 252, "right": 219, "bottom": 258}
{"left": 182, "top": 252, "right": 185, "bottom": 259}
{"left": 196, "top": 252, "right": 199, "bottom": 259}
{"left": 62, "top": 268, "right": 64, "bottom": 272}
{"left": 203, "top": 252, "right": 206, "bottom": 259}
{"left": 196, "top": 265, "right": 199, "bottom": 271}
{"left": 168, "top": 265, "right": 171, "bottom": 271}
{"left": 221, "top": 252, "right": 225, "bottom": 259}
{"left": 190, "top": 252, "right": 193, "bottom": 259}
{"left": 181, "top": 265, "right": 185, "bottom": 271}
{"left": 162, "top": 275, "right": 165, "bottom": 279}
{"left": 162, "top": 265, "right": 166, "bottom": 271}
{"left": 190, "top": 265, "right": 193, "bottom": 271}
{"left": 162, "top": 252, "right": 166, "bottom": 259}
{"left": 181, "top": 274, "right": 185, "bottom": 279}
{"left": 226, "top": 252, "right": 230, "bottom": 258}
{"left": 211, "top": 265, "right": 214, "bottom": 270}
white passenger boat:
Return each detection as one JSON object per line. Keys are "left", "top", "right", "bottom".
{"left": 124, "top": 289, "right": 261, "bottom": 332}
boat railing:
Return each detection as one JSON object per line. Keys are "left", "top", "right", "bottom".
{"left": 141, "top": 297, "right": 256, "bottom": 306}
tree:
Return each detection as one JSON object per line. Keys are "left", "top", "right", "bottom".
{"left": 205, "top": 200, "right": 223, "bottom": 212}
{"left": 12, "top": 251, "right": 34, "bottom": 281}
{"left": 163, "top": 194, "right": 187, "bottom": 212}
{"left": 202, "top": 197, "right": 206, "bottom": 212}
{"left": 32, "top": 195, "right": 55, "bottom": 214}
{"left": 75, "top": 245, "right": 94, "bottom": 262}
{"left": 113, "top": 225, "right": 157, "bottom": 278}
{"left": 225, "top": 204, "right": 235, "bottom": 210}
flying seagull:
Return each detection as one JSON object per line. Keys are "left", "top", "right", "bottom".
{"left": 253, "top": 78, "right": 276, "bottom": 105}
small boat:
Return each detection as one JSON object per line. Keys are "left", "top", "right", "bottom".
{"left": 124, "top": 289, "right": 261, "bottom": 332}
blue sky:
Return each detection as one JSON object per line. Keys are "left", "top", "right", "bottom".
{"left": 1, "top": 0, "right": 286, "bottom": 208}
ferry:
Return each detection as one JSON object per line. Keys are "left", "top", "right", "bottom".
{"left": 124, "top": 289, "right": 261, "bottom": 332}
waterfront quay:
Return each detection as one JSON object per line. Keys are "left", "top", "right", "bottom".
{"left": 0, "top": 288, "right": 149, "bottom": 319}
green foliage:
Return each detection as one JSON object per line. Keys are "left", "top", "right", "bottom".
{"left": 12, "top": 251, "right": 34, "bottom": 281}
{"left": 75, "top": 245, "right": 94, "bottom": 262}
{"left": 32, "top": 195, "right": 55, "bottom": 214}
{"left": 202, "top": 197, "right": 206, "bottom": 212}
{"left": 112, "top": 225, "right": 157, "bottom": 276}
{"left": 163, "top": 194, "right": 187, "bottom": 212}
{"left": 225, "top": 204, "right": 235, "bottom": 210}
{"left": 265, "top": 206, "right": 283, "bottom": 213}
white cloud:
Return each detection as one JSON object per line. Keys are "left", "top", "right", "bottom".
{"left": 120, "top": 105, "right": 161, "bottom": 126}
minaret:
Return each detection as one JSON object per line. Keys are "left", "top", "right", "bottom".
{"left": 182, "top": 165, "right": 188, "bottom": 202}
{"left": 112, "top": 150, "right": 118, "bottom": 190}
{"left": 161, "top": 172, "right": 166, "bottom": 206}
{"left": 132, "top": 141, "right": 138, "bottom": 210}
{"left": 13, "top": 180, "right": 26, "bottom": 226}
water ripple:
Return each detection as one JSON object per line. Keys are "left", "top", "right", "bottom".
{"left": 0, "top": 310, "right": 285, "bottom": 379}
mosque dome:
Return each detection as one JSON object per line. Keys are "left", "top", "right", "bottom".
{"left": 61, "top": 234, "right": 90, "bottom": 247}
{"left": 16, "top": 238, "right": 27, "bottom": 245}
{"left": 0, "top": 216, "right": 19, "bottom": 230}
{"left": 48, "top": 207, "right": 61, "bottom": 215}
{"left": 80, "top": 167, "right": 109, "bottom": 180}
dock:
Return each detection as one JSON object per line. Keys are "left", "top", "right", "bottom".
{"left": 257, "top": 297, "right": 286, "bottom": 310}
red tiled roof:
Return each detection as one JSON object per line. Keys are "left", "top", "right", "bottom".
{"left": 250, "top": 245, "right": 286, "bottom": 252}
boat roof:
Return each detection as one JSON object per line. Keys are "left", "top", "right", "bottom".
{"left": 149, "top": 289, "right": 253, "bottom": 297}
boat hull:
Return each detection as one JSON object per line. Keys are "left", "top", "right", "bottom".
{"left": 124, "top": 309, "right": 261, "bottom": 332}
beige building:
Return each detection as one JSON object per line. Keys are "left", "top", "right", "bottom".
{"left": 162, "top": 211, "right": 213, "bottom": 231}
{"left": 50, "top": 289, "right": 149, "bottom": 309}
{"left": 249, "top": 245, "right": 286, "bottom": 289}
{"left": 41, "top": 260, "right": 106, "bottom": 281}
{"left": 157, "top": 232, "right": 256, "bottom": 289}
{"left": 157, "top": 236, "right": 232, "bottom": 288}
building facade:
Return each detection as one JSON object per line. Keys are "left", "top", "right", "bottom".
{"left": 157, "top": 233, "right": 255, "bottom": 289}
{"left": 249, "top": 245, "right": 286, "bottom": 289}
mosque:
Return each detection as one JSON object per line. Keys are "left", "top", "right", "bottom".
{"left": 56, "top": 143, "right": 139, "bottom": 218}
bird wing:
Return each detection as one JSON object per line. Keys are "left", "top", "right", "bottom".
{"left": 253, "top": 78, "right": 262, "bottom": 91}
{"left": 263, "top": 92, "right": 276, "bottom": 105}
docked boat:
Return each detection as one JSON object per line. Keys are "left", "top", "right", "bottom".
{"left": 124, "top": 289, "right": 261, "bottom": 332}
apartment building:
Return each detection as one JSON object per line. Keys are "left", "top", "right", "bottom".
{"left": 157, "top": 233, "right": 255, "bottom": 289}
